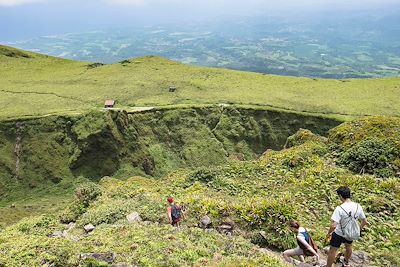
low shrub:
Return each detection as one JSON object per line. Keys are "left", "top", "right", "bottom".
{"left": 74, "top": 182, "right": 102, "bottom": 206}
{"left": 60, "top": 182, "right": 102, "bottom": 223}
{"left": 285, "top": 128, "right": 327, "bottom": 148}
{"left": 339, "top": 138, "right": 398, "bottom": 177}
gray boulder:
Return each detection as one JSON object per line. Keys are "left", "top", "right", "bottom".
{"left": 48, "top": 231, "right": 63, "bottom": 238}
{"left": 126, "top": 212, "right": 142, "bottom": 223}
{"left": 84, "top": 224, "right": 95, "bottom": 233}
{"left": 199, "top": 214, "right": 212, "bottom": 229}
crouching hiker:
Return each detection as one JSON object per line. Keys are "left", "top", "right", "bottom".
{"left": 326, "top": 186, "right": 368, "bottom": 267}
{"left": 166, "top": 197, "right": 183, "bottom": 227}
{"left": 283, "top": 221, "right": 320, "bottom": 265}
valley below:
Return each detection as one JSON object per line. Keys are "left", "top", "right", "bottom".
{"left": 0, "top": 45, "right": 399, "bottom": 266}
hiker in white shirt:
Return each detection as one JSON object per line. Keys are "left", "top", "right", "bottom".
{"left": 326, "top": 186, "right": 368, "bottom": 267}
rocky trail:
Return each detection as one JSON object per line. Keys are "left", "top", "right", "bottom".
{"left": 46, "top": 210, "right": 372, "bottom": 267}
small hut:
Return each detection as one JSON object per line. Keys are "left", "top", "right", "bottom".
{"left": 169, "top": 86, "right": 176, "bottom": 92}
{"left": 104, "top": 100, "right": 115, "bottom": 108}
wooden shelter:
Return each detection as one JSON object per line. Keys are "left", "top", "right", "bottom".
{"left": 104, "top": 100, "right": 115, "bottom": 108}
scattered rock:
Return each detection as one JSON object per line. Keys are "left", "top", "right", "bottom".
{"left": 142, "top": 221, "right": 152, "bottom": 225}
{"left": 217, "top": 223, "right": 233, "bottom": 235}
{"left": 66, "top": 222, "right": 76, "bottom": 231}
{"left": 48, "top": 231, "right": 63, "bottom": 238}
{"left": 199, "top": 214, "right": 212, "bottom": 229}
{"left": 80, "top": 252, "right": 116, "bottom": 264}
{"left": 126, "top": 212, "right": 142, "bottom": 223}
{"left": 84, "top": 224, "right": 95, "bottom": 233}
{"left": 113, "top": 263, "right": 127, "bottom": 267}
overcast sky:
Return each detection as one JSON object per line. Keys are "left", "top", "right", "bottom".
{"left": 1, "top": 0, "right": 400, "bottom": 41}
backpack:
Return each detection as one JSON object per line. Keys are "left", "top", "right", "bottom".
{"left": 297, "top": 230, "right": 319, "bottom": 256}
{"left": 339, "top": 204, "right": 361, "bottom": 241}
{"left": 171, "top": 204, "right": 182, "bottom": 221}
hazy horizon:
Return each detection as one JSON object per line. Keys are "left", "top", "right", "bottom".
{"left": 1, "top": 0, "right": 400, "bottom": 41}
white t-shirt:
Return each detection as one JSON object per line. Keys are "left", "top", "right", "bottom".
{"left": 331, "top": 201, "right": 366, "bottom": 237}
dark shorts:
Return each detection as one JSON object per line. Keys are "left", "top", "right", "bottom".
{"left": 330, "top": 232, "right": 353, "bottom": 248}
{"left": 172, "top": 218, "right": 181, "bottom": 226}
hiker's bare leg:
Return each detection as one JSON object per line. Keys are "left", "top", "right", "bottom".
{"left": 299, "top": 255, "right": 305, "bottom": 262}
{"left": 283, "top": 248, "right": 302, "bottom": 263}
{"left": 282, "top": 250, "right": 293, "bottom": 263}
{"left": 283, "top": 249, "right": 297, "bottom": 263}
{"left": 326, "top": 246, "right": 338, "bottom": 267}
{"left": 344, "top": 243, "right": 353, "bottom": 264}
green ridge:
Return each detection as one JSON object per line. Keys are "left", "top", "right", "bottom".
{"left": 1, "top": 44, "right": 400, "bottom": 120}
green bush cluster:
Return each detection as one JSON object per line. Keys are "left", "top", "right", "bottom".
{"left": 60, "top": 182, "right": 102, "bottom": 223}
{"left": 77, "top": 199, "right": 135, "bottom": 226}
{"left": 285, "top": 128, "right": 327, "bottom": 148}
{"left": 339, "top": 138, "right": 398, "bottom": 177}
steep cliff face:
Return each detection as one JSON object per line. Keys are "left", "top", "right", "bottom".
{"left": 0, "top": 107, "right": 341, "bottom": 194}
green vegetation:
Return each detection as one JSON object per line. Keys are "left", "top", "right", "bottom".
{"left": 1, "top": 45, "right": 400, "bottom": 266}
{"left": 0, "top": 214, "right": 288, "bottom": 266}
{"left": 0, "top": 116, "right": 399, "bottom": 266}
{"left": 329, "top": 116, "right": 400, "bottom": 177}
{"left": 0, "top": 106, "right": 340, "bottom": 194}
{"left": 1, "top": 45, "right": 400, "bottom": 120}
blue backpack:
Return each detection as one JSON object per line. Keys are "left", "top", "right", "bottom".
{"left": 171, "top": 205, "right": 182, "bottom": 221}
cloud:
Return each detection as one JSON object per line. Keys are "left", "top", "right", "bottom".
{"left": 103, "top": 0, "right": 145, "bottom": 6}
{"left": 0, "top": 0, "right": 44, "bottom": 6}
{"left": 103, "top": 0, "right": 186, "bottom": 6}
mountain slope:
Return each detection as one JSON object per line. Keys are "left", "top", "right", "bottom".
{"left": 1, "top": 44, "right": 400, "bottom": 120}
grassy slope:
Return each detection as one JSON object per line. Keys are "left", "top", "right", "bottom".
{"left": 1, "top": 117, "right": 399, "bottom": 265}
{"left": 1, "top": 44, "right": 400, "bottom": 120}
